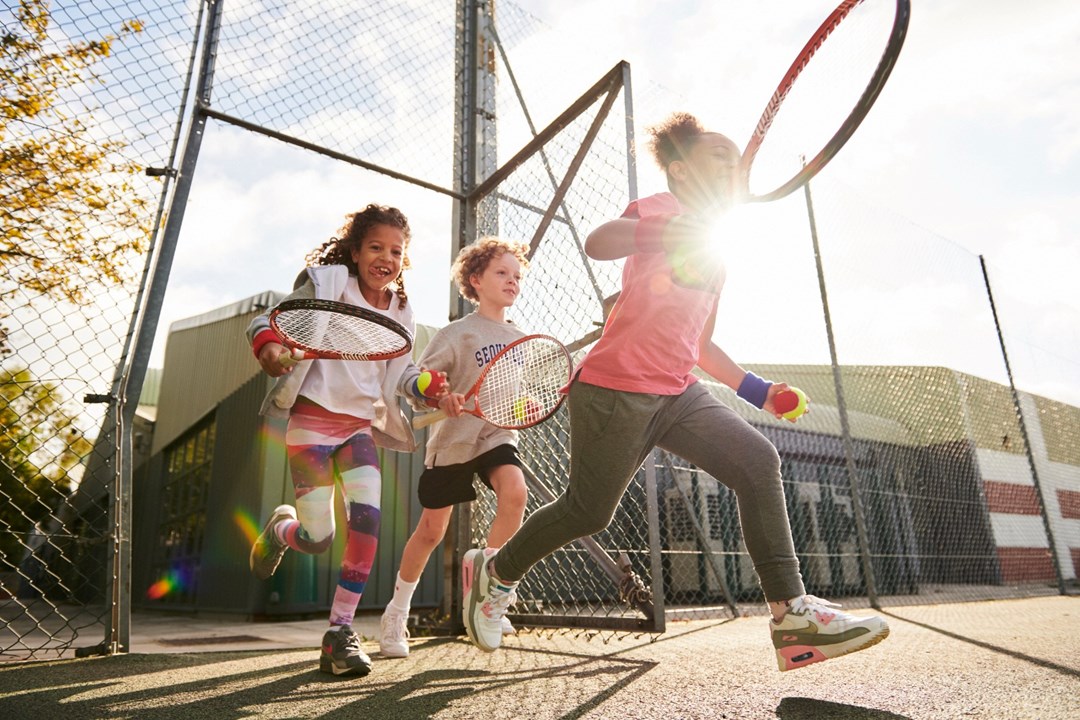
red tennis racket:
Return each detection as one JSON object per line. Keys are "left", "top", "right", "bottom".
{"left": 268, "top": 298, "right": 412, "bottom": 366}
{"left": 742, "top": 0, "right": 910, "bottom": 203}
{"left": 412, "top": 334, "right": 572, "bottom": 430}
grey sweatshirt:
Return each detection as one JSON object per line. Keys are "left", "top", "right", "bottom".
{"left": 406, "top": 312, "right": 526, "bottom": 467}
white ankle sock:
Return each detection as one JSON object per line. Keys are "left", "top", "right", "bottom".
{"left": 388, "top": 573, "right": 418, "bottom": 613}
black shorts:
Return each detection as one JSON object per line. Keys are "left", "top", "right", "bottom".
{"left": 418, "top": 444, "right": 522, "bottom": 509}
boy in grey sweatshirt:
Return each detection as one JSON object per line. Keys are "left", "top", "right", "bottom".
{"left": 380, "top": 237, "right": 531, "bottom": 658}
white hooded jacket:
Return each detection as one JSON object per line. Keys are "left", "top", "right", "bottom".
{"left": 245, "top": 264, "right": 417, "bottom": 453}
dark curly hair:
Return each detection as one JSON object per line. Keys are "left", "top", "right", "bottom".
{"left": 646, "top": 112, "right": 707, "bottom": 171}
{"left": 452, "top": 237, "right": 530, "bottom": 305}
{"left": 303, "top": 204, "right": 412, "bottom": 308}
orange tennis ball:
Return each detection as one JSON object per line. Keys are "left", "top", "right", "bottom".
{"left": 775, "top": 388, "right": 808, "bottom": 420}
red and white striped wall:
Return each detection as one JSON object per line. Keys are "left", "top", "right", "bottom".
{"left": 974, "top": 393, "right": 1080, "bottom": 583}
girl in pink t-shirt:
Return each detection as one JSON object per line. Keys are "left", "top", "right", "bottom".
{"left": 462, "top": 113, "right": 890, "bottom": 673}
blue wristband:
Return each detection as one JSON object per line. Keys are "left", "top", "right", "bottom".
{"left": 736, "top": 372, "right": 772, "bottom": 410}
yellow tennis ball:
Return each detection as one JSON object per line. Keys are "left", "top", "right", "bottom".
{"left": 513, "top": 397, "right": 540, "bottom": 423}
{"left": 417, "top": 371, "right": 432, "bottom": 396}
{"left": 781, "top": 388, "right": 808, "bottom": 421}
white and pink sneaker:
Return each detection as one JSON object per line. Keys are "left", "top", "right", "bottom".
{"left": 462, "top": 547, "right": 518, "bottom": 652}
{"left": 771, "top": 595, "right": 889, "bottom": 671}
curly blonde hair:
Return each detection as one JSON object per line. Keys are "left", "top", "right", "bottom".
{"left": 646, "top": 112, "right": 707, "bottom": 171}
{"left": 303, "top": 204, "right": 412, "bottom": 308}
{"left": 452, "top": 237, "right": 530, "bottom": 304}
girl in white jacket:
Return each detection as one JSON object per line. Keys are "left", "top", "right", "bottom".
{"left": 246, "top": 204, "right": 442, "bottom": 677}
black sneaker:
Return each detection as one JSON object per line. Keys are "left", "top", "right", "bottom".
{"left": 320, "top": 625, "right": 372, "bottom": 677}
{"left": 249, "top": 504, "right": 295, "bottom": 580}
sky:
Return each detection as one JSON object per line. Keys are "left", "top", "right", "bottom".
{"left": 155, "top": 0, "right": 1080, "bottom": 405}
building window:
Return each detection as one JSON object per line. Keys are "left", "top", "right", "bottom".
{"left": 147, "top": 415, "right": 215, "bottom": 606}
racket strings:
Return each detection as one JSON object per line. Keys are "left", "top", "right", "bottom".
{"left": 748, "top": 0, "right": 898, "bottom": 198}
{"left": 476, "top": 339, "right": 569, "bottom": 427}
{"left": 276, "top": 308, "right": 407, "bottom": 360}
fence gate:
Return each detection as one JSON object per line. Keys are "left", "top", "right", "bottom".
{"left": 450, "top": 0, "right": 664, "bottom": 633}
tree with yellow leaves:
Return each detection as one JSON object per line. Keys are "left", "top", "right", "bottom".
{"left": 1, "top": 0, "right": 151, "bottom": 355}
{"left": 0, "top": 365, "right": 93, "bottom": 582}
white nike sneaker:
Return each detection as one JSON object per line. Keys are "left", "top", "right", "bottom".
{"left": 462, "top": 547, "right": 518, "bottom": 652}
{"left": 771, "top": 595, "right": 889, "bottom": 671}
{"left": 379, "top": 608, "right": 410, "bottom": 658}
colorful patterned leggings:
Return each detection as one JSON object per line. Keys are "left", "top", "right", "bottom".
{"left": 282, "top": 402, "right": 381, "bottom": 626}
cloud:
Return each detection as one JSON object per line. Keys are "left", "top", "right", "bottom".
{"left": 147, "top": 0, "right": 1077, "bottom": 407}
{"left": 151, "top": 125, "right": 455, "bottom": 366}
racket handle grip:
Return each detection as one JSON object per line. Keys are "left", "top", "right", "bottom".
{"left": 412, "top": 409, "right": 447, "bottom": 430}
{"left": 279, "top": 349, "right": 304, "bottom": 368}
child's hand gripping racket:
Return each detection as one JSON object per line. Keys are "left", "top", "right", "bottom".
{"left": 412, "top": 335, "right": 572, "bottom": 430}
{"left": 268, "top": 298, "right": 413, "bottom": 367}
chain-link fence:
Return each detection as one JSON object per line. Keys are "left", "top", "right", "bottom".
{"left": 1, "top": 0, "right": 199, "bottom": 660}
{"left": 3, "top": 0, "right": 1077, "bottom": 663}
{"left": 464, "top": 0, "right": 1080, "bottom": 627}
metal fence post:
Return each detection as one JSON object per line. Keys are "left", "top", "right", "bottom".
{"left": 101, "top": 0, "right": 226, "bottom": 654}
{"left": 979, "top": 256, "right": 1065, "bottom": 595}
{"left": 802, "top": 178, "right": 880, "bottom": 607}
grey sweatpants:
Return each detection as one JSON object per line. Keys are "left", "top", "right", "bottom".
{"left": 495, "top": 379, "right": 806, "bottom": 602}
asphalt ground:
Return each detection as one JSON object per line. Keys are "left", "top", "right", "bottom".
{"left": 0, "top": 596, "right": 1076, "bottom": 719}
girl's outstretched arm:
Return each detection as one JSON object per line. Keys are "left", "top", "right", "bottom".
{"left": 696, "top": 303, "right": 745, "bottom": 390}
{"left": 585, "top": 218, "right": 638, "bottom": 260}
{"left": 586, "top": 215, "right": 711, "bottom": 260}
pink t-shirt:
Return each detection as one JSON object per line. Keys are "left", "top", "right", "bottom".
{"left": 575, "top": 192, "right": 725, "bottom": 395}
